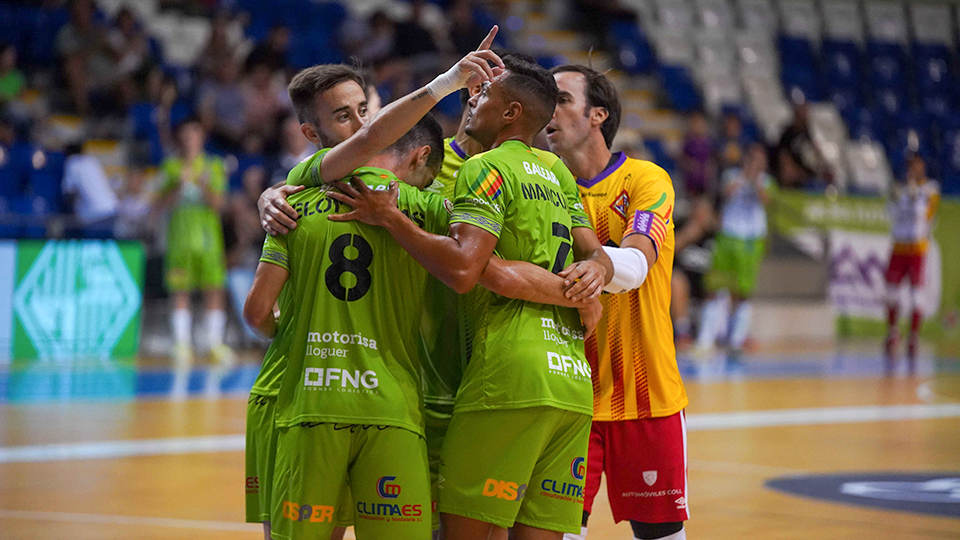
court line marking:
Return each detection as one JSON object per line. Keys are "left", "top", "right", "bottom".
{"left": 2, "top": 403, "right": 959, "bottom": 465}
{"left": 0, "top": 509, "right": 358, "bottom": 537}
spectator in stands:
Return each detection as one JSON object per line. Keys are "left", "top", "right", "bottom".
{"left": 224, "top": 163, "right": 268, "bottom": 347}
{"left": 392, "top": 0, "right": 442, "bottom": 59}
{"left": 62, "top": 141, "right": 120, "bottom": 239}
{"left": 242, "top": 60, "right": 289, "bottom": 141}
{"left": 672, "top": 195, "right": 719, "bottom": 350}
{"left": 696, "top": 144, "right": 773, "bottom": 363}
{"left": 56, "top": 0, "right": 117, "bottom": 115}
{"left": 269, "top": 115, "right": 314, "bottom": 185}
{"left": 680, "top": 110, "right": 717, "bottom": 198}
{"left": 113, "top": 164, "right": 154, "bottom": 240}
{"left": 347, "top": 10, "right": 396, "bottom": 66}
{"left": 107, "top": 7, "right": 158, "bottom": 80}
{"left": 197, "top": 11, "right": 239, "bottom": 80}
{"left": 775, "top": 102, "right": 833, "bottom": 189}
{"left": 154, "top": 117, "right": 232, "bottom": 369}
{"left": 0, "top": 44, "right": 25, "bottom": 106}
{"left": 717, "top": 112, "right": 752, "bottom": 172}
{"left": 449, "top": 0, "right": 490, "bottom": 56}
{"left": 884, "top": 153, "right": 940, "bottom": 374}
{"left": 246, "top": 23, "right": 290, "bottom": 76}
{"left": 198, "top": 59, "right": 246, "bottom": 152}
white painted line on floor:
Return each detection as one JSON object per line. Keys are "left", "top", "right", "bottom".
{"left": 0, "top": 509, "right": 261, "bottom": 532}
{"left": 2, "top": 403, "right": 959, "bottom": 465}
{"left": 0, "top": 435, "right": 245, "bottom": 464}
{"left": 0, "top": 509, "right": 358, "bottom": 538}
{"left": 685, "top": 403, "right": 960, "bottom": 431}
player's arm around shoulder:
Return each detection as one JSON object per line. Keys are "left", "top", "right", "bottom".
{"left": 243, "top": 236, "right": 291, "bottom": 339}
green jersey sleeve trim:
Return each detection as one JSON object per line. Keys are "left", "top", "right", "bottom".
{"left": 449, "top": 212, "right": 502, "bottom": 237}
{"left": 260, "top": 249, "right": 289, "bottom": 269}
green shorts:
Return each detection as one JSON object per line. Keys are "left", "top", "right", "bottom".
{"left": 245, "top": 395, "right": 352, "bottom": 527}
{"left": 706, "top": 233, "right": 766, "bottom": 296}
{"left": 271, "top": 423, "right": 431, "bottom": 540}
{"left": 438, "top": 407, "right": 591, "bottom": 534}
{"left": 164, "top": 243, "right": 226, "bottom": 292}
{"left": 424, "top": 401, "right": 454, "bottom": 530}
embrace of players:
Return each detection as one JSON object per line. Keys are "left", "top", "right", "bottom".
{"left": 242, "top": 25, "right": 689, "bottom": 540}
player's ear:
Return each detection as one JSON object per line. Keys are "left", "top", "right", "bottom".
{"left": 503, "top": 101, "right": 522, "bottom": 124}
{"left": 415, "top": 145, "right": 431, "bottom": 169}
{"left": 300, "top": 122, "right": 322, "bottom": 147}
{"left": 590, "top": 106, "right": 608, "bottom": 128}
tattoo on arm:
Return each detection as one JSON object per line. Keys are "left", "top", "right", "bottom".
{"left": 411, "top": 91, "right": 430, "bottom": 101}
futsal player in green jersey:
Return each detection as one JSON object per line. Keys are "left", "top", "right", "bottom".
{"left": 328, "top": 55, "right": 611, "bottom": 540}
{"left": 154, "top": 117, "right": 231, "bottom": 370}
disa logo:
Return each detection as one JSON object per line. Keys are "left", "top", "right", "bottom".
{"left": 282, "top": 501, "right": 335, "bottom": 523}
{"left": 482, "top": 479, "right": 528, "bottom": 501}
{"left": 377, "top": 476, "right": 402, "bottom": 499}
{"left": 571, "top": 457, "right": 586, "bottom": 481}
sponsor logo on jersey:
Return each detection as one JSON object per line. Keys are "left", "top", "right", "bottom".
{"left": 571, "top": 457, "right": 586, "bottom": 481}
{"left": 304, "top": 367, "right": 379, "bottom": 390}
{"left": 307, "top": 330, "right": 377, "bottom": 350}
{"left": 547, "top": 352, "right": 592, "bottom": 380}
{"left": 643, "top": 470, "right": 658, "bottom": 486}
{"left": 282, "top": 501, "right": 335, "bottom": 522}
{"left": 610, "top": 190, "right": 630, "bottom": 219}
{"left": 482, "top": 479, "right": 528, "bottom": 501}
{"left": 522, "top": 160, "right": 561, "bottom": 187}
{"left": 675, "top": 496, "right": 687, "bottom": 509}
{"left": 377, "top": 476, "right": 401, "bottom": 499}
{"left": 355, "top": 502, "right": 423, "bottom": 521}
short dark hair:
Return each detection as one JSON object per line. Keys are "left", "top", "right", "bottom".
{"left": 388, "top": 113, "right": 444, "bottom": 172}
{"left": 288, "top": 64, "right": 365, "bottom": 125}
{"left": 500, "top": 55, "right": 559, "bottom": 133}
{"left": 174, "top": 114, "right": 203, "bottom": 133}
{"left": 549, "top": 65, "right": 621, "bottom": 149}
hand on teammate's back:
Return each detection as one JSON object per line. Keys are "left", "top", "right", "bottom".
{"left": 259, "top": 183, "right": 304, "bottom": 236}
{"left": 327, "top": 177, "right": 400, "bottom": 227}
{"left": 559, "top": 260, "right": 606, "bottom": 302}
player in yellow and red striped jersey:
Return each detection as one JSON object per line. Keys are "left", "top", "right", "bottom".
{"left": 546, "top": 65, "right": 689, "bottom": 540}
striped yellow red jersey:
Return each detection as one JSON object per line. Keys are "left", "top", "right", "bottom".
{"left": 577, "top": 153, "right": 688, "bottom": 421}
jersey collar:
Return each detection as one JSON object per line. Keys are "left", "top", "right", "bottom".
{"left": 577, "top": 152, "right": 625, "bottom": 189}
{"left": 449, "top": 138, "right": 469, "bottom": 160}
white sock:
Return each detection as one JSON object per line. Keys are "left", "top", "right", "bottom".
{"left": 563, "top": 526, "right": 588, "bottom": 540}
{"left": 207, "top": 309, "right": 226, "bottom": 349}
{"left": 636, "top": 528, "right": 685, "bottom": 540}
{"left": 696, "top": 297, "right": 724, "bottom": 349}
{"left": 172, "top": 308, "right": 191, "bottom": 347}
{"left": 728, "top": 301, "right": 753, "bottom": 349}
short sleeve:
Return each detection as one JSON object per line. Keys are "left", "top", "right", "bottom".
{"left": 286, "top": 148, "right": 330, "bottom": 187}
{"left": 207, "top": 158, "right": 227, "bottom": 195}
{"left": 555, "top": 160, "right": 593, "bottom": 230}
{"left": 450, "top": 157, "right": 505, "bottom": 238}
{"left": 157, "top": 159, "right": 179, "bottom": 194}
{"left": 259, "top": 234, "right": 290, "bottom": 270}
{"left": 623, "top": 167, "right": 675, "bottom": 258}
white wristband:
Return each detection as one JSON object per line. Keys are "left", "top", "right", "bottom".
{"left": 602, "top": 246, "right": 649, "bottom": 294}
{"left": 425, "top": 66, "right": 465, "bottom": 100}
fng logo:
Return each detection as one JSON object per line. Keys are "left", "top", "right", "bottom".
{"left": 482, "top": 479, "right": 528, "bottom": 501}
{"left": 547, "top": 352, "right": 591, "bottom": 378}
{"left": 282, "top": 501, "right": 335, "bottom": 522}
{"left": 304, "top": 367, "right": 378, "bottom": 389}
{"left": 571, "top": 457, "right": 586, "bottom": 481}
{"left": 377, "top": 476, "right": 401, "bottom": 499}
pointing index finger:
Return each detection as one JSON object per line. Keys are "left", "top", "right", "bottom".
{"left": 476, "top": 25, "right": 499, "bottom": 52}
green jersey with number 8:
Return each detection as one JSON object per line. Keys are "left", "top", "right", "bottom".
{"left": 450, "top": 140, "right": 593, "bottom": 417}
{"left": 261, "top": 149, "right": 450, "bottom": 436}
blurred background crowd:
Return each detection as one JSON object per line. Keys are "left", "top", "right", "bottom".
{"left": 1, "top": 0, "right": 957, "bottom": 356}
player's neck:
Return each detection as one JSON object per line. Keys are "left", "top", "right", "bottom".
{"left": 454, "top": 129, "right": 483, "bottom": 157}
{"left": 365, "top": 153, "right": 400, "bottom": 176}
{"left": 490, "top": 126, "right": 534, "bottom": 150}
{"left": 562, "top": 134, "right": 612, "bottom": 180}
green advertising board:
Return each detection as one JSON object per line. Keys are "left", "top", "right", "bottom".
{"left": 1, "top": 240, "right": 144, "bottom": 401}
{"left": 771, "top": 192, "right": 960, "bottom": 358}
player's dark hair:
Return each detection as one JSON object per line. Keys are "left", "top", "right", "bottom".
{"left": 388, "top": 113, "right": 445, "bottom": 173}
{"left": 549, "top": 65, "right": 621, "bottom": 149}
{"left": 500, "top": 55, "right": 559, "bottom": 133}
{"left": 460, "top": 51, "right": 538, "bottom": 107}
{"left": 174, "top": 114, "right": 203, "bottom": 133}
{"left": 288, "top": 64, "right": 365, "bottom": 126}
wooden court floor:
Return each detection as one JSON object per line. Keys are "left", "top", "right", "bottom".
{"left": 1, "top": 373, "right": 959, "bottom": 539}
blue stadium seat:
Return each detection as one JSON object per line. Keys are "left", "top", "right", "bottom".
{"left": 10, "top": 195, "right": 49, "bottom": 239}
{"left": 228, "top": 154, "right": 266, "bottom": 192}
{"left": 778, "top": 36, "right": 821, "bottom": 101}
{"left": 643, "top": 139, "right": 677, "bottom": 177}
{"left": 609, "top": 21, "right": 655, "bottom": 74}
{"left": 821, "top": 39, "right": 862, "bottom": 91}
{"left": 658, "top": 65, "right": 700, "bottom": 113}
{"left": 23, "top": 4, "right": 70, "bottom": 69}
{"left": 27, "top": 151, "right": 64, "bottom": 213}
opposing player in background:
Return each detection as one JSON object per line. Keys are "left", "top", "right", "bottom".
{"left": 885, "top": 153, "right": 940, "bottom": 374}
{"left": 154, "top": 117, "right": 232, "bottom": 369}
{"left": 696, "top": 143, "right": 773, "bottom": 362}
{"left": 327, "top": 56, "right": 609, "bottom": 540}
{"left": 545, "top": 64, "right": 690, "bottom": 540}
